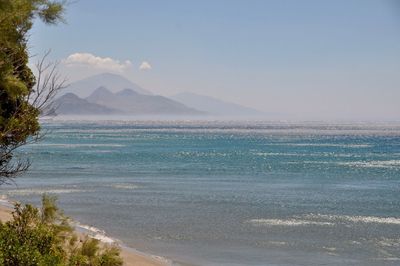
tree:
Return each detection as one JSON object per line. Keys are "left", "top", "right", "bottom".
{"left": 1, "top": 3, "right": 125, "bottom": 265}
{"left": 0, "top": 0, "right": 66, "bottom": 182}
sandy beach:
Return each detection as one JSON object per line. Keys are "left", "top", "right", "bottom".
{"left": 0, "top": 203, "right": 167, "bottom": 266}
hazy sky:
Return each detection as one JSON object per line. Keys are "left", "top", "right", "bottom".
{"left": 30, "top": 0, "right": 400, "bottom": 120}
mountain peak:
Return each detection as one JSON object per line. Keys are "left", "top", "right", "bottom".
{"left": 55, "top": 93, "right": 121, "bottom": 115}
{"left": 64, "top": 73, "right": 153, "bottom": 97}
{"left": 97, "top": 72, "right": 123, "bottom": 78}
{"left": 60, "top": 92, "right": 81, "bottom": 100}
{"left": 115, "top": 88, "right": 138, "bottom": 97}
{"left": 92, "top": 86, "right": 113, "bottom": 95}
{"left": 86, "top": 86, "right": 115, "bottom": 105}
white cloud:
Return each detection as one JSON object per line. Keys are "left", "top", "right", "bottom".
{"left": 63, "top": 53, "right": 132, "bottom": 72}
{"left": 139, "top": 61, "right": 152, "bottom": 71}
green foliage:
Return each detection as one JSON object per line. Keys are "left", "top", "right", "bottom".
{"left": 97, "top": 246, "right": 124, "bottom": 266}
{"left": 0, "top": 3, "right": 123, "bottom": 264}
{"left": 1, "top": 0, "right": 65, "bottom": 179}
{"left": 0, "top": 195, "right": 124, "bottom": 266}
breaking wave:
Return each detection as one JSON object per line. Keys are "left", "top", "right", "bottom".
{"left": 303, "top": 214, "right": 400, "bottom": 225}
{"left": 247, "top": 218, "right": 334, "bottom": 226}
{"left": 248, "top": 214, "right": 400, "bottom": 227}
{"left": 73, "top": 222, "right": 116, "bottom": 244}
{"left": 110, "top": 184, "right": 140, "bottom": 190}
{"left": 337, "top": 160, "right": 400, "bottom": 169}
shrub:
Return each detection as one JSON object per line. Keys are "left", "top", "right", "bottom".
{"left": 0, "top": 195, "right": 123, "bottom": 266}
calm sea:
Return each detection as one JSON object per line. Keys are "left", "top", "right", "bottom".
{"left": 1, "top": 119, "right": 400, "bottom": 265}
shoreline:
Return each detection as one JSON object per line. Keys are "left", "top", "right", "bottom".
{"left": 0, "top": 197, "right": 170, "bottom": 266}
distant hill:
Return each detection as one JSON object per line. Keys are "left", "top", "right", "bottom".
{"left": 63, "top": 73, "right": 152, "bottom": 97}
{"left": 58, "top": 73, "right": 263, "bottom": 117}
{"left": 86, "top": 87, "right": 202, "bottom": 115}
{"left": 54, "top": 93, "right": 121, "bottom": 115}
{"left": 171, "top": 92, "right": 263, "bottom": 116}
{"left": 84, "top": 86, "right": 114, "bottom": 106}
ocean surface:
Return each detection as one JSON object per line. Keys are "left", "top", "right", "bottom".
{"left": 1, "top": 119, "right": 400, "bottom": 265}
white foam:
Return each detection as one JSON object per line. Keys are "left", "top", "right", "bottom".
{"left": 376, "top": 238, "right": 400, "bottom": 247}
{"left": 304, "top": 214, "right": 400, "bottom": 225}
{"left": 269, "top": 143, "right": 372, "bottom": 148}
{"left": 252, "top": 152, "right": 300, "bottom": 156}
{"left": 248, "top": 214, "right": 400, "bottom": 228}
{"left": 322, "top": 246, "right": 337, "bottom": 252}
{"left": 268, "top": 241, "right": 287, "bottom": 246}
{"left": 91, "top": 234, "right": 115, "bottom": 244}
{"left": 252, "top": 152, "right": 368, "bottom": 158}
{"left": 337, "top": 160, "right": 400, "bottom": 169}
{"left": 74, "top": 223, "right": 116, "bottom": 244}
{"left": 247, "top": 218, "right": 334, "bottom": 226}
{"left": 373, "top": 257, "right": 400, "bottom": 261}
{"left": 111, "top": 184, "right": 140, "bottom": 190}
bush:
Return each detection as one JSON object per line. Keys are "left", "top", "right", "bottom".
{"left": 0, "top": 195, "right": 123, "bottom": 266}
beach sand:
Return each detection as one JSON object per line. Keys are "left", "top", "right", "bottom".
{"left": 0, "top": 204, "right": 167, "bottom": 266}
{"left": 0, "top": 205, "right": 12, "bottom": 222}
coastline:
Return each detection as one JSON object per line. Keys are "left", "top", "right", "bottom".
{"left": 0, "top": 198, "right": 169, "bottom": 266}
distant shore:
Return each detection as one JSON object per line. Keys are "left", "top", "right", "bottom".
{"left": 0, "top": 199, "right": 168, "bottom": 266}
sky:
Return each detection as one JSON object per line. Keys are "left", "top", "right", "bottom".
{"left": 30, "top": 0, "right": 400, "bottom": 120}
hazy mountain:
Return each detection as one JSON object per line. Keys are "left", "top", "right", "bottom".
{"left": 55, "top": 93, "right": 121, "bottom": 115}
{"left": 86, "top": 87, "right": 203, "bottom": 115}
{"left": 64, "top": 73, "right": 152, "bottom": 97}
{"left": 171, "top": 92, "right": 263, "bottom": 116}
{"left": 83, "top": 86, "right": 114, "bottom": 107}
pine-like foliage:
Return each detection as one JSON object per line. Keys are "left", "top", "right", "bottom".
{"left": 0, "top": 0, "right": 65, "bottom": 180}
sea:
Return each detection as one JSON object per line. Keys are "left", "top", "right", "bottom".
{"left": 1, "top": 118, "right": 400, "bottom": 266}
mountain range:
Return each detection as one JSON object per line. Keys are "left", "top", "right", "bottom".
{"left": 87, "top": 87, "right": 201, "bottom": 115}
{"left": 64, "top": 72, "right": 152, "bottom": 97}
{"left": 56, "top": 87, "right": 201, "bottom": 115}
{"left": 55, "top": 73, "right": 264, "bottom": 117}
{"left": 55, "top": 93, "right": 121, "bottom": 115}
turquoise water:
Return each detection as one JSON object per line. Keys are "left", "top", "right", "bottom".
{"left": 1, "top": 120, "right": 400, "bottom": 265}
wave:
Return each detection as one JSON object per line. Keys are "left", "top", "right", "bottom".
{"left": 337, "top": 160, "right": 400, "bottom": 169}
{"left": 251, "top": 152, "right": 367, "bottom": 158}
{"left": 73, "top": 222, "right": 116, "bottom": 244}
{"left": 269, "top": 143, "right": 372, "bottom": 148}
{"left": 252, "top": 152, "right": 302, "bottom": 157}
{"left": 247, "top": 218, "right": 334, "bottom": 226}
{"left": 74, "top": 221, "right": 173, "bottom": 265}
{"left": 303, "top": 214, "right": 400, "bottom": 225}
{"left": 110, "top": 184, "right": 140, "bottom": 190}
{"left": 376, "top": 238, "right": 400, "bottom": 248}
{"left": 73, "top": 223, "right": 172, "bottom": 265}
{"left": 248, "top": 214, "right": 400, "bottom": 227}
{"left": 176, "top": 151, "right": 231, "bottom": 157}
